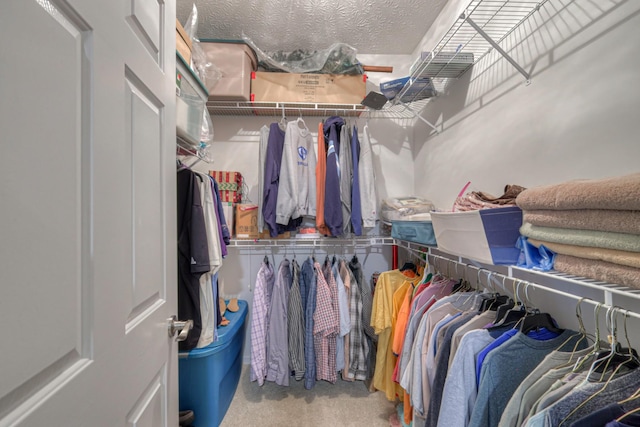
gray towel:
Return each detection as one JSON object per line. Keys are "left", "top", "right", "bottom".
{"left": 520, "top": 222, "right": 640, "bottom": 253}
{"left": 523, "top": 209, "right": 640, "bottom": 235}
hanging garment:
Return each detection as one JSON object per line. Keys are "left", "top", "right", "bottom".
{"left": 498, "top": 346, "right": 595, "bottom": 427}
{"left": 263, "top": 122, "right": 286, "bottom": 236}
{"left": 316, "top": 121, "right": 330, "bottom": 235}
{"left": 359, "top": 124, "right": 378, "bottom": 228}
{"left": 323, "top": 116, "right": 344, "bottom": 236}
{"left": 313, "top": 262, "right": 339, "bottom": 383}
{"left": 351, "top": 124, "right": 363, "bottom": 236}
{"left": 265, "top": 259, "right": 291, "bottom": 386}
{"left": 177, "top": 169, "right": 210, "bottom": 351}
{"left": 211, "top": 177, "right": 230, "bottom": 247}
{"left": 339, "top": 123, "right": 352, "bottom": 235}
{"left": 288, "top": 260, "right": 305, "bottom": 381}
{"left": 339, "top": 260, "right": 354, "bottom": 381}
{"left": 372, "top": 270, "right": 419, "bottom": 401}
{"left": 249, "top": 261, "right": 275, "bottom": 386}
{"left": 301, "top": 257, "right": 317, "bottom": 390}
{"left": 468, "top": 329, "right": 587, "bottom": 427}
{"left": 257, "top": 124, "right": 270, "bottom": 232}
{"left": 276, "top": 120, "right": 317, "bottom": 225}
{"left": 349, "top": 256, "right": 370, "bottom": 380}
{"left": 196, "top": 172, "right": 222, "bottom": 275}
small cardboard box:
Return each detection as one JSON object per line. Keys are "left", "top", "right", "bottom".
{"left": 251, "top": 72, "right": 367, "bottom": 104}
{"left": 209, "top": 171, "right": 243, "bottom": 203}
{"left": 200, "top": 40, "right": 257, "bottom": 101}
{"left": 235, "top": 204, "right": 259, "bottom": 239}
{"left": 176, "top": 19, "right": 192, "bottom": 65}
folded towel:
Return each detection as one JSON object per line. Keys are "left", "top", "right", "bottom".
{"left": 520, "top": 222, "right": 640, "bottom": 253}
{"left": 523, "top": 209, "right": 640, "bottom": 235}
{"left": 528, "top": 238, "right": 640, "bottom": 269}
{"left": 516, "top": 173, "right": 640, "bottom": 211}
{"left": 554, "top": 254, "right": 640, "bottom": 289}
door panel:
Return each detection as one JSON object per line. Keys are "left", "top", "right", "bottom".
{"left": 0, "top": 0, "right": 90, "bottom": 415}
{"left": 0, "top": 0, "right": 177, "bottom": 425}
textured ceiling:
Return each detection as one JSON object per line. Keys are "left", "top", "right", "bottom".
{"left": 177, "top": 0, "right": 449, "bottom": 55}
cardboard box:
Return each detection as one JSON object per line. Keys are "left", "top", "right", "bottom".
{"left": 200, "top": 40, "right": 257, "bottom": 101}
{"left": 380, "top": 76, "right": 436, "bottom": 102}
{"left": 209, "top": 171, "right": 243, "bottom": 203}
{"left": 251, "top": 72, "right": 367, "bottom": 104}
{"left": 235, "top": 204, "right": 259, "bottom": 239}
{"left": 176, "top": 19, "right": 192, "bottom": 65}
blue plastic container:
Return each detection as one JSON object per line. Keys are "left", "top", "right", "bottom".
{"left": 391, "top": 220, "right": 437, "bottom": 246}
{"left": 179, "top": 300, "right": 248, "bottom": 427}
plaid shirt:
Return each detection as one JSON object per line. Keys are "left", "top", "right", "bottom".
{"left": 250, "top": 261, "right": 275, "bottom": 385}
{"left": 347, "top": 265, "right": 368, "bottom": 380}
{"left": 313, "top": 262, "right": 339, "bottom": 383}
{"left": 288, "top": 260, "right": 305, "bottom": 380}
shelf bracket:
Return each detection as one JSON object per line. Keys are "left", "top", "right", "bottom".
{"left": 398, "top": 102, "right": 439, "bottom": 134}
{"left": 461, "top": 13, "right": 531, "bottom": 83}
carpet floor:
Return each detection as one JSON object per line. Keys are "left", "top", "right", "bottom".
{"left": 220, "top": 365, "right": 397, "bottom": 427}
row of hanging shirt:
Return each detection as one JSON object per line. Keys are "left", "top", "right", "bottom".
{"left": 373, "top": 261, "right": 640, "bottom": 427}
{"left": 258, "top": 115, "right": 378, "bottom": 238}
{"left": 176, "top": 164, "right": 231, "bottom": 351}
{"left": 249, "top": 254, "right": 379, "bottom": 389}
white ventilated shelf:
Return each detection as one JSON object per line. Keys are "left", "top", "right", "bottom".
{"left": 228, "top": 236, "right": 395, "bottom": 248}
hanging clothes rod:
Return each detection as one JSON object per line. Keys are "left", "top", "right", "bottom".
{"left": 423, "top": 251, "right": 640, "bottom": 321}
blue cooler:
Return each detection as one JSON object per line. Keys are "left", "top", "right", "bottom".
{"left": 179, "top": 299, "right": 248, "bottom": 427}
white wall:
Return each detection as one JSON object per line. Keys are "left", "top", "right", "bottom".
{"left": 411, "top": 0, "right": 640, "bottom": 210}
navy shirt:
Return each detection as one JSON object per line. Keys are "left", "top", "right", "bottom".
{"left": 177, "top": 169, "right": 211, "bottom": 351}
{"left": 323, "top": 116, "right": 344, "bottom": 236}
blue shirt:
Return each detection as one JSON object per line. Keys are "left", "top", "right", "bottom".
{"left": 301, "top": 258, "right": 318, "bottom": 389}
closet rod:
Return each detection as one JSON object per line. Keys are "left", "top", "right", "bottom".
{"left": 424, "top": 252, "right": 640, "bottom": 321}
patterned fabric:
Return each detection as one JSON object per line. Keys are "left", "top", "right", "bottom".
{"left": 301, "top": 258, "right": 317, "bottom": 390}
{"left": 265, "top": 259, "right": 291, "bottom": 386}
{"left": 288, "top": 260, "right": 305, "bottom": 380}
{"left": 347, "top": 263, "right": 367, "bottom": 380}
{"left": 313, "top": 262, "right": 339, "bottom": 383}
{"left": 250, "top": 261, "right": 275, "bottom": 385}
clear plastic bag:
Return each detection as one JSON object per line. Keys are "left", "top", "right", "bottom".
{"left": 380, "top": 197, "right": 435, "bottom": 222}
{"left": 183, "top": 4, "right": 222, "bottom": 88}
{"left": 242, "top": 34, "right": 363, "bottom": 75}
{"left": 200, "top": 108, "right": 214, "bottom": 144}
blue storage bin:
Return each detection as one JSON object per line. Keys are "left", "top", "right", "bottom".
{"left": 430, "top": 206, "right": 523, "bottom": 265}
{"left": 391, "top": 220, "right": 437, "bottom": 246}
{"left": 179, "top": 300, "right": 248, "bottom": 427}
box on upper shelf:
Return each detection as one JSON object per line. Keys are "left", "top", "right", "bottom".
{"left": 200, "top": 40, "right": 258, "bottom": 101}
{"left": 410, "top": 51, "right": 474, "bottom": 79}
{"left": 251, "top": 72, "right": 367, "bottom": 104}
{"left": 379, "top": 76, "right": 437, "bottom": 103}
{"left": 176, "top": 19, "right": 192, "bottom": 65}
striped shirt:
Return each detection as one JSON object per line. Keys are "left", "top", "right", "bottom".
{"left": 250, "top": 261, "right": 275, "bottom": 385}
{"left": 265, "top": 259, "right": 291, "bottom": 386}
{"left": 314, "top": 262, "right": 339, "bottom": 383}
{"left": 301, "top": 258, "right": 317, "bottom": 390}
{"left": 288, "top": 260, "right": 305, "bottom": 380}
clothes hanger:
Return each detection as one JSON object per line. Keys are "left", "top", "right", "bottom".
{"left": 590, "top": 307, "right": 640, "bottom": 377}
{"left": 263, "top": 255, "right": 269, "bottom": 266}
{"left": 572, "top": 302, "right": 604, "bottom": 373}
{"left": 488, "top": 279, "right": 528, "bottom": 330}
{"left": 491, "top": 277, "right": 515, "bottom": 322}
{"left": 559, "top": 308, "right": 639, "bottom": 426}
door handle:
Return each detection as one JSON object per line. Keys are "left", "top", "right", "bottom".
{"left": 167, "top": 315, "right": 193, "bottom": 342}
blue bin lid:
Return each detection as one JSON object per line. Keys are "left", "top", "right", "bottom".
{"left": 180, "top": 299, "right": 248, "bottom": 358}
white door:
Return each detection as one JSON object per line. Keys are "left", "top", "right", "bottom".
{"left": 0, "top": 0, "right": 179, "bottom": 426}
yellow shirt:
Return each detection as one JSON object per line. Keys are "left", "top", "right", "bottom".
{"left": 371, "top": 270, "right": 420, "bottom": 401}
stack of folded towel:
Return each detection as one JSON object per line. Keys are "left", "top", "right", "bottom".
{"left": 516, "top": 173, "right": 640, "bottom": 289}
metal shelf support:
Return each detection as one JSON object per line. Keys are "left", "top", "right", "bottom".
{"left": 398, "top": 102, "right": 440, "bottom": 133}
{"left": 461, "top": 13, "right": 531, "bottom": 82}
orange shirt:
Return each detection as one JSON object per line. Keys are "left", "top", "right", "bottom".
{"left": 316, "top": 122, "right": 330, "bottom": 235}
